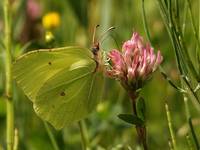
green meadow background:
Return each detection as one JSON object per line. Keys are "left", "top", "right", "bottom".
{"left": 0, "top": 0, "right": 199, "bottom": 149}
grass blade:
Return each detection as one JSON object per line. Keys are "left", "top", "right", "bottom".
{"left": 188, "top": 118, "right": 200, "bottom": 149}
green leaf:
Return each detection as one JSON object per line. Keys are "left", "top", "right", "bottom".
{"left": 118, "top": 114, "right": 144, "bottom": 126}
{"left": 13, "top": 46, "right": 104, "bottom": 129}
{"left": 136, "top": 97, "right": 146, "bottom": 121}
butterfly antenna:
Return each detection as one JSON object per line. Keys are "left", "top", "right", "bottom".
{"left": 92, "top": 25, "right": 100, "bottom": 44}
{"left": 97, "top": 26, "right": 115, "bottom": 42}
{"left": 101, "top": 32, "right": 120, "bottom": 50}
{"left": 110, "top": 31, "right": 120, "bottom": 50}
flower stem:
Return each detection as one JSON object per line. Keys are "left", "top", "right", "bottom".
{"left": 78, "top": 120, "right": 90, "bottom": 150}
{"left": 13, "top": 129, "right": 19, "bottom": 150}
{"left": 129, "top": 92, "right": 148, "bottom": 150}
{"left": 4, "top": 0, "right": 14, "bottom": 149}
{"left": 44, "top": 122, "right": 60, "bottom": 150}
{"left": 168, "top": 139, "right": 173, "bottom": 150}
{"left": 165, "top": 103, "right": 177, "bottom": 150}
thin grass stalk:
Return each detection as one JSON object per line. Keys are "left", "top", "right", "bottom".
{"left": 186, "top": 0, "right": 200, "bottom": 48}
{"left": 156, "top": 0, "right": 185, "bottom": 78}
{"left": 184, "top": 96, "right": 190, "bottom": 119}
{"left": 182, "top": 0, "right": 188, "bottom": 35}
{"left": 146, "top": 0, "right": 185, "bottom": 95}
{"left": 183, "top": 78, "right": 200, "bottom": 110}
{"left": 165, "top": 103, "right": 177, "bottom": 150}
{"left": 158, "top": 0, "right": 198, "bottom": 82}
{"left": 78, "top": 121, "right": 90, "bottom": 150}
{"left": 199, "top": 0, "right": 200, "bottom": 39}
{"left": 174, "top": 0, "right": 179, "bottom": 23}
{"left": 188, "top": 118, "right": 200, "bottom": 149}
{"left": 44, "top": 122, "right": 60, "bottom": 150}
{"left": 183, "top": 87, "right": 200, "bottom": 149}
{"left": 157, "top": 0, "right": 200, "bottom": 109}
{"left": 174, "top": 23, "right": 200, "bottom": 103}
{"left": 186, "top": 134, "right": 195, "bottom": 150}
{"left": 156, "top": 0, "right": 186, "bottom": 76}
{"left": 4, "top": 0, "right": 14, "bottom": 149}
{"left": 198, "top": 0, "right": 200, "bottom": 76}
{"left": 157, "top": 0, "right": 193, "bottom": 97}
{"left": 179, "top": 0, "right": 200, "bottom": 81}
{"left": 173, "top": 17, "right": 200, "bottom": 82}
{"left": 168, "top": 139, "right": 174, "bottom": 150}
{"left": 183, "top": 94, "right": 195, "bottom": 150}
{"left": 169, "top": 0, "right": 199, "bottom": 81}
{"left": 13, "top": 129, "right": 18, "bottom": 150}
{"left": 145, "top": 0, "right": 184, "bottom": 93}
{"left": 141, "top": 0, "right": 152, "bottom": 43}
{"left": 167, "top": 0, "right": 189, "bottom": 76}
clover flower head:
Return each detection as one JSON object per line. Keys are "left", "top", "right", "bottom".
{"left": 107, "top": 32, "right": 163, "bottom": 90}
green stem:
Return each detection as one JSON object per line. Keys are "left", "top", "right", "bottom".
{"left": 129, "top": 92, "right": 148, "bottom": 150}
{"left": 168, "top": 139, "right": 174, "bottom": 150}
{"left": 13, "top": 129, "right": 18, "bottom": 150}
{"left": 186, "top": 0, "right": 200, "bottom": 48}
{"left": 198, "top": 0, "right": 200, "bottom": 76}
{"left": 4, "top": 0, "right": 14, "bottom": 149}
{"left": 157, "top": 0, "right": 200, "bottom": 110}
{"left": 78, "top": 121, "right": 90, "bottom": 150}
{"left": 165, "top": 103, "right": 177, "bottom": 150}
{"left": 141, "top": 0, "right": 152, "bottom": 43}
{"left": 44, "top": 122, "right": 59, "bottom": 150}
{"left": 184, "top": 96, "right": 190, "bottom": 119}
{"left": 6, "top": 101, "right": 14, "bottom": 150}
{"left": 199, "top": 0, "right": 200, "bottom": 39}
{"left": 174, "top": 0, "right": 179, "bottom": 22}
{"left": 188, "top": 118, "right": 200, "bottom": 149}
{"left": 182, "top": 0, "right": 188, "bottom": 35}
{"left": 186, "top": 134, "right": 195, "bottom": 150}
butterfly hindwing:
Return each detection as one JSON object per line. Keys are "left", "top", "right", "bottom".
{"left": 34, "top": 64, "right": 104, "bottom": 129}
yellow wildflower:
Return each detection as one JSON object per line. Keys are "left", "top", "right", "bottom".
{"left": 42, "top": 12, "right": 60, "bottom": 29}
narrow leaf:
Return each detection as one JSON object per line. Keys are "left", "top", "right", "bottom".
{"left": 136, "top": 97, "right": 146, "bottom": 121}
{"left": 160, "top": 68, "right": 186, "bottom": 93}
{"left": 118, "top": 114, "right": 144, "bottom": 126}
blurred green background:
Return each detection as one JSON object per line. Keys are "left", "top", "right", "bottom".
{"left": 0, "top": 0, "right": 200, "bottom": 149}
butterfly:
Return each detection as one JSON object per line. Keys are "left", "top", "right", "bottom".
{"left": 13, "top": 26, "right": 114, "bottom": 129}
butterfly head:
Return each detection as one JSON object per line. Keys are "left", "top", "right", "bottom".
{"left": 92, "top": 42, "right": 99, "bottom": 56}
